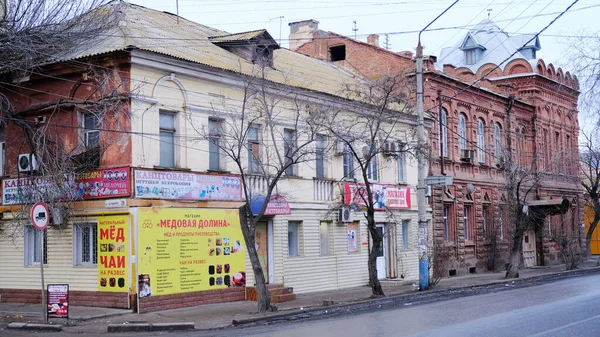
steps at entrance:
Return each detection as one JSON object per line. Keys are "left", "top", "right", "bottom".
{"left": 245, "top": 284, "right": 295, "bottom": 303}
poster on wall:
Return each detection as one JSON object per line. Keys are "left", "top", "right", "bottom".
{"left": 47, "top": 284, "right": 69, "bottom": 319}
{"left": 344, "top": 183, "right": 411, "bottom": 210}
{"left": 137, "top": 208, "right": 246, "bottom": 297}
{"left": 348, "top": 222, "right": 358, "bottom": 252}
{"left": 134, "top": 170, "right": 242, "bottom": 201}
{"left": 97, "top": 215, "right": 129, "bottom": 292}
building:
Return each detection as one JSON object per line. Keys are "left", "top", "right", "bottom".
{"left": 0, "top": 2, "right": 418, "bottom": 312}
{"left": 289, "top": 19, "right": 582, "bottom": 275}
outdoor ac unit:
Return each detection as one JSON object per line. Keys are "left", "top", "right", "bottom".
{"left": 50, "top": 207, "right": 66, "bottom": 226}
{"left": 335, "top": 140, "right": 347, "bottom": 156}
{"left": 338, "top": 207, "right": 354, "bottom": 223}
{"left": 383, "top": 141, "right": 397, "bottom": 156}
{"left": 460, "top": 149, "right": 475, "bottom": 163}
{"left": 18, "top": 153, "right": 39, "bottom": 172}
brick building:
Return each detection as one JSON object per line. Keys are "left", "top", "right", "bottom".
{"left": 290, "top": 19, "right": 582, "bottom": 274}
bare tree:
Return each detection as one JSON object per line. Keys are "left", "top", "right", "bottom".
{"left": 567, "top": 32, "right": 600, "bottom": 123}
{"left": 325, "top": 73, "right": 415, "bottom": 296}
{"left": 581, "top": 131, "right": 600, "bottom": 255}
{"left": 189, "top": 64, "right": 328, "bottom": 312}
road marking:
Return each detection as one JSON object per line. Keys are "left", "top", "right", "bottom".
{"left": 527, "top": 313, "right": 600, "bottom": 337}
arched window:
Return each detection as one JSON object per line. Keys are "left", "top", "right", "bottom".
{"left": 477, "top": 118, "right": 485, "bottom": 163}
{"left": 438, "top": 108, "right": 448, "bottom": 157}
{"left": 494, "top": 123, "right": 502, "bottom": 159}
{"left": 458, "top": 113, "right": 467, "bottom": 151}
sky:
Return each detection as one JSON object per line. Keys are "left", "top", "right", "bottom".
{"left": 126, "top": 0, "right": 600, "bottom": 70}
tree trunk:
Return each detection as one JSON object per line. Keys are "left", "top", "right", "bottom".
{"left": 505, "top": 229, "right": 523, "bottom": 278}
{"left": 366, "top": 210, "right": 384, "bottom": 297}
{"left": 238, "top": 206, "right": 273, "bottom": 313}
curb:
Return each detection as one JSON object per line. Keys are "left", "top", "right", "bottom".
{"left": 7, "top": 322, "right": 62, "bottom": 332}
{"left": 107, "top": 322, "right": 195, "bottom": 333}
{"left": 232, "top": 267, "right": 600, "bottom": 327}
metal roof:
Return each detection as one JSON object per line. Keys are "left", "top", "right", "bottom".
{"left": 209, "top": 29, "right": 270, "bottom": 43}
{"left": 54, "top": 1, "right": 361, "bottom": 98}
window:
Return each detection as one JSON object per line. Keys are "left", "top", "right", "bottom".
{"left": 0, "top": 126, "right": 4, "bottom": 176}
{"left": 343, "top": 142, "right": 354, "bottom": 179}
{"left": 465, "top": 49, "right": 478, "bottom": 65}
{"left": 477, "top": 119, "right": 485, "bottom": 163}
{"left": 208, "top": 119, "right": 222, "bottom": 171}
{"left": 566, "top": 135, "right": 571, "bottom": 174}
{"left": 438, "top": 109, "right": 448, "bottom": 157}
{"left": 458, "top": 114, "right": 467, "bottom": 151}
{"left": 74, "top": 223, "right": 98, "bottom": 265}
{"left": 316, "top": 135, "right": 326, "bottom": 179}
{"left": 402, "top": 220, "right": 410, "bottom": 249}
{"left": 443, "top": 205, "right": 451, "bottom": 241}
{"left": 319, "top": 221, "right": 332, "bottom": 255}
{"left": 284, "top": 129, "right": 297, "bottom": 176}
{"left": 330, "top": 45, "right": 346, "bottom": 61}
{"left": 482, "top": 205, "right": 490, "bottom": 239}
{"left": 555, "top": 131, "right": 561, "bottom": 173}
{"left": 248, "top": 126, "right": 261, "bottom": 173}
{"left": 398, "top": 151, "right": 405, "bottom": 183}
{"left": 464, "top": 205, "right": 472, "bottom": 241}
{"left": 83, "top": 113, "right": 100, "bottom": 148}
{"left": 367, "top": 144, "right": 378, "bottom": 181}
{"left": 25, "top": 226, "right": 47, "bottom": 265}
{"left": 494, "top": 123, "right": 502, "bottom": 159}
{"left": 498, "top": 205, "right": 505, "bottom": 240}
{"left": 288, "top": 221, "right": 302, "bottom": 257}
{"left": 159, "top": 110, "right": 176, "bottom": 168}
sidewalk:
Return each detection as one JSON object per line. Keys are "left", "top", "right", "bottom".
{"left": 2, "top": 259, "right": 598, "bottom": 334}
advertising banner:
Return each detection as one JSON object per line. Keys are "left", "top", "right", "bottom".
{"left": 47, "top": 284, "right": 69, "bottom": 319}
{"left": 98, "top": 215, "right": 129, "bottom": 292}
{"left": 2, "top": 167, "right": 130, "bottom": 205}
{"left": 134, "top": 170, "right": 242, "bottom": 201}
{"left": 344, "top": 183, "right": 411, "bottom": 210}
{"left": 137, "top": 208, "right": 246, "bottom": 297}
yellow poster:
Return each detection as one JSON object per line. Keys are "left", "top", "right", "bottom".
{"left": 97, "top": 215, "right": 129, "bottom": 292}
{"left": 137, "top": 208, "right": 246, "bottom": 297}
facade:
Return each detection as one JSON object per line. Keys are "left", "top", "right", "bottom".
{"left": 290, "top": 19, "right": 582, "bottom": 275}
{"left": 0, "top": 3, "right": 418, "bottom": 312}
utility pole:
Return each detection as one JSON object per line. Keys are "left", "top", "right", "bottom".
{"left": 416, "top": 0, "right": 460, "bottom": 291}
{"left": 384, "top": 34, "right": 391, "bottom": 50}
{"left": 352, "top": 20, "right": 358, "bottom": 40}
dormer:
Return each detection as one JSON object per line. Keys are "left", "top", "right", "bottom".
{"left": 459, "top": 33, "right": 486, "bottom": 65}
{"left": 512, "top": 35, "right": 541, "bottom": 60}
{"left": 210, "top": 29, "right": 280, "bottom": 67}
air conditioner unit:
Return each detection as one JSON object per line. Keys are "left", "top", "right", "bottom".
{"left": 383, "top": 141, "right": 397, "bottom": 156}
{"left": 335, "top": 140, "right": 347, "bottom": 156}
{"left": 18, "top": 153, "right": 39, "bottom": 172}
{"left": 50, "top": 207, "right": 66, "bottom": 226}
{"left": 460, "top": 149, "right": 475, "bottom": 163}
{"left": 338, "top": 207, "right": 354, "bottom": 223}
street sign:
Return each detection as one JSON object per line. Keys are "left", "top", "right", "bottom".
{"left": 425, "top": 175, "right": 453, "bottom": 186}
{"left": 30, "top": 202, "right": 50, "bottom": 230}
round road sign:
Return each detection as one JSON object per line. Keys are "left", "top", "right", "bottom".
{"left": 31, "top": 202, "right": 50, "bottom": 230}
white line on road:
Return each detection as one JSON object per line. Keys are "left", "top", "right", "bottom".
{"left": 527, "top": 313, "right": 600, "bottom": 337}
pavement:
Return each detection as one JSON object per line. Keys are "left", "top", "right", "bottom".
{"left": 1, "top": 258, "right": 599, "bottom": 334}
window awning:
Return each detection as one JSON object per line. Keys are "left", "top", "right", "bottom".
{"left": 250, "top": 194, "right": 291, "bottom": 216}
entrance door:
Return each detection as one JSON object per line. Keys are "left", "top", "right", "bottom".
{"left": 376, "top": 224, "right": 387, "bottom": 279}
{"left": 523, "top": 230, "right": 537, "bottom": 267}
{"left": 255, "top": 222, "right": 269, "bottom": 282}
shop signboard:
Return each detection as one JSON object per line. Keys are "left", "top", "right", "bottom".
{"left": 137, "top": 208, "right": 246, "bottom": 297}
{"left": 344, "top": 183, "right": 411, "bottom": 210}
{"left": 97, "top": 215, "right": 129, "bottom": 292}
{"left": 134, "top": 170, "right": 242, "bottom": 201}
{"left": 47, "top": 284, "right": 69, "bottom": 319}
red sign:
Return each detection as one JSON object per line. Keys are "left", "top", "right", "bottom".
{"left": 264, "top": 194, "right": 291, "bottom": 215}
{"left": 344, "top": 184, "right": 411, "bottom": 210}
{"left": 74, "top": 167, "right": 130, "bottom": 199}
{"left": 47, "top": 284, "right": 69, "bottom": 319}
{"left": 30, "top": 202, "right": 49, "bottom": 230}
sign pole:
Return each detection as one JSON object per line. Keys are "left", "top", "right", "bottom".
{"left": 31, "top": 201, "right": 50, "bottom": 323}
{"left": 40, "top": 229, "right": 47, "bottom": 323}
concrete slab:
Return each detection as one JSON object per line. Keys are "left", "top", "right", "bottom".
{"left": 152, "top": 322, "right": 195, "bottom": 331}
{"left": 7, "top": 322, "right": 62, "bottom": 331}
{"left": 107, "top": 323, "right": 152, "bottom": 333}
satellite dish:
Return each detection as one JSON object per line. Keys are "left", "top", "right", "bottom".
{"left": 466, "top": 183, "right": 475, "bottom": 194}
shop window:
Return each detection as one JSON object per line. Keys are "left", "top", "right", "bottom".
{"left": 402, "top": 220, "right": 410, "bottom": 249}
{"left": 159, "top": 110, "right": 176, "bottom": 168}
{"left": 74, "top": 223, "right": 98, "bottom": 265}
{"left": 25, "top": 226, "right": 47, "bottom": 266}
{"left": 288, "top": 221, "right": 303, "bottom": 257}
{"left": 319, "top": 221, "right": 332, "bottom": 255}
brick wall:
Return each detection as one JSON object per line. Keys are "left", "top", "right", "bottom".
{"left": 137, "top": 287, "right": 245, "bottom": 313}
{"left": 0, "top": 288, "right": 129, "bottom": 308}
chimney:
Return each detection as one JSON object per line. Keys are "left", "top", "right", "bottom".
{"left": 367, "top": 34, "right": 379, "bottom": 47}
{"left": 288, "top": 19, "right": 319, "bottom": 51}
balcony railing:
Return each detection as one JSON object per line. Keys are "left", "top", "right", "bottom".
{"left": 313, "top": 179, "right": 334, "bottom": 201}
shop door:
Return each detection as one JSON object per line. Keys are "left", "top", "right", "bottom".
{"left": 255, "top": 222, "right": 269, "bottom": 283}
{"left": 376, "top": 224, "right": 387, "bottom": 279}
{"left": 523, "top": 230, "right": 537, "bottom": 268}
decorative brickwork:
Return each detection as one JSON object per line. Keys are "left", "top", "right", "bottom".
{"left": 137, "top": 287, "right": 245, "bottom": 313}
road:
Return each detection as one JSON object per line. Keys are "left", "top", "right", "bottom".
{"left": 2, "top": 273, "right": 600, "bottom": 336}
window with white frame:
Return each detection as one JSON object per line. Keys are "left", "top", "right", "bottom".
{"left": 25, "top": 226, "right": 47, "bottom": 265}
{"left": 208, "top": 119, "right": 223, "bottom": 171}
{"left": 367, "top": 144, "right": 378, "bottom": 181}
{"left": 465, "top": 49, "right": 478, "bottom": 65}
{"left": 248, "top": 126, "right": 261, "bottom": 173}
{"left": 83, "top": 112, "right": 100, "bottom": 148}
{"left": 159, "top": 110, "right": 176, "bottom": 168}
{"left": 443, "top": 205, "right": 450, "bottom": 241}
{"left": 458, "top": 114, "right": 467, "bottom": 151}
{"left": 402, "top": 220, "right": 410, "bottom": 249}
{"left": 315, "top": 134, "right": 326, "bottom": 179}
{"left": 398, "top": 150, "right": 405, "bottom": 183}
{"left": 343, "top": 142, "right": 354, "bottom": 179}
{"left": 494, "top": 123, "right": 502, "bottom": 159}
{"left": 464, "top": 205, "right": 472, "bottom": 241}
{"left": 319, "top": 221, "right": 332, "bottom": 255}
{"left": 283, "top": 129, "right": 297, "bottom": 176}
{"left": 499, "top": 205, "right": 505, "bottom": 240}
{"left": 74, "top": 223, "right": 98, "bottom": 265}
{"left": 477, "top": 118, "right": 485, "bottom": 163}
{"left": 438, "top": 108, "right": 448, "bottom": 157}
{"left": 288, "top": 221, "right": 303, "bottom": 257}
